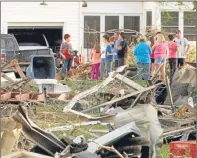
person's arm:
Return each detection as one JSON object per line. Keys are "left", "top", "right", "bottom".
{"left": 184, "top": 38, "right": 191, "bottom": 56}
{"left": 60, "top": 43, "right": 66, "bottom": 59}
{"left": 106, "top": 45, "right": 116, "bottom": 56}
{"left": 148, "top": 45, "right": 152, "bottom": 55}
{"left": 134, "top": 44, "right": 139, "bottom": 56}
{"left": 152, "top": 43, "right": 157, "bottom": 51}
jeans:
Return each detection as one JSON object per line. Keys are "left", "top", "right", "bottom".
{"left": 60, "top": 59, "right": 72, "bottom": 77}
{"left": 105, "top": 60, "right": 112, "bottom": 77}
{"left": 118, "top": 58, "right": 125, "bottom": 67}
{"left": 137, "top": 62, "right": 150, "bottom": 80}
{"left": 169, "top": 58, "right": 177, "bottom": 84}
{"left": 100, "top": 58, "right": 106, "bottom": 79}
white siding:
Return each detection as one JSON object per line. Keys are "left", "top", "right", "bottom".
{"left": 1, "top": 2, "right": 80, "bottom": 50}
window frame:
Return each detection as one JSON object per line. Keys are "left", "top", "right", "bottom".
{"left": 183, "top": 11, "right": 196, "bottom": 41}
{"left": 160, "top": 11, "right": 179, "bottom": 33}
{"left": 145, "top": 10, "right": 153, "bottom": 28}
{"left": 83, "top": 15, "right": 101, "bottom": 49}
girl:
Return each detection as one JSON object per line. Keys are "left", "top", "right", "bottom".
{"left": 134, "top": 36, "right": 152, "bottom": 80}
{"left": 100, "top": 34, "right": 109, "bottom": 80}
{"left": 168, "top": 34, "right": 178, "bottom": 84}
{"left": 150, "top": 37, "right": 155, "bottom": 78}
{"left": 152, "top": 34, "right": 168, "bottom": 81}
{"left": 105, "top": 37, "right": 116, "bottom": 77}
{"left": 91, "top": 43, "right": 101, "bottom": 80}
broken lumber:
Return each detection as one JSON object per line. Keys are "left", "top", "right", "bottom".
{"left": 81, "top": 83, "right": 163, "bottom": 113}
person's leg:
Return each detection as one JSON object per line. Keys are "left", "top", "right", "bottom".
{"left": 60, "top": 60, "right": 68, "bottom": 77}
{"left": 150, "top": 59, "right": 155, "bottom": 77}
{"left": 95, "top": 63, "right": 100, "bottom": 80}
{"left": 100, "top": 58, "right": 105, "bottom": 79}
{"left": 105, "top": 60, "right": 110, "bottom": 77}
{"left": 143, "top": 63, "right": 151, "bottom": 80}
{"left": 68, "top": 60, "right": 73, "bottom": 72}
{"left": 179, "top": 58, "right": 185, "bottom": 67}
{"left": 118, "top": 58, "right": 123, "bottom": 67}
{"left": 91, "top": 64, "right": 95, "bottom": 80}
{"left": 137, "top": 62, "right": 143, "bottom": 80}
{"left": 154, "top": 58, "right": 161, "bottom": 80}
{"left": 115, "top": 60, "right": 119, "bottom": 68}
{"left": 159, "top": 63, "right": 165, "bottom": 81}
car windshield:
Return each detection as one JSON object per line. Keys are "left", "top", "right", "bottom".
{"left": 14, "top": 33, "right": 47, "bottom": 46}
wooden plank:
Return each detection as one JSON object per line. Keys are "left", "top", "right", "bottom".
{"left": 82, "top": 83, "right": 162, "bottom": 113}
{"left": 1, "top": 92, "right": 12, "bottom": 101}
{"left": 115, "top": 74, "right": 143, "bottom": 90}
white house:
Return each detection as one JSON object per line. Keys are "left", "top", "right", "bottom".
{"left": 1, "top": 2, "right": 196, "bottom": 61}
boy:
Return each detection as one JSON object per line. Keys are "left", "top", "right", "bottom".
{"left": 105, "top": 37, "right": 116, "bottom": 77}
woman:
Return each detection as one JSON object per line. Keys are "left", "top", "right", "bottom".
{"left": 100, "top": 34, "right": 109, "bottom": 79}
{"left": 91, "top": 43, "right": 101, "bottom": 80}
{"left": 60, "top": 34, "right": 74, "bottom": 78}
{"left": 152, "top": 34, "right": 168, "bottom": 81}
{"left": 134, "top": 36, "right": 152, "bottom": 80}
{"left": 168, "top": 34, "right": 178, "bottom": 84}
{"left": 150, "top": 37, "right": 156, "bottom": 78}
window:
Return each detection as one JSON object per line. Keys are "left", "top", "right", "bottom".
{"left": 84, "top": 16, "right": 100, "bottom": 48}
{"left": 184, "top": 12, "right": 196, "bottom": 41}
{"left": 146, "top": 11, "right": 152, "bottom": 27}
{"left": 161, "top": 11, "right": 179, "bottom": 33}
{"left": 105, "top": 16, "right": 119, "bottom": 37}
{"left": 124, "top": 16, "right": 140, "bottom": 44}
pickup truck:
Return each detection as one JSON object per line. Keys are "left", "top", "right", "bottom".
{"left": 11, "top": 32, "right": 50, "bottom": 50}
{"left": 1, "top": 34, "right": 53, "bottom": 72}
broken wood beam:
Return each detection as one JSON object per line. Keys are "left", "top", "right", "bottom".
{"left": 115, "top": 74, "right": 143, "bottom": 90}
{"left": 163, "top": 126, "right": 195, "bottom": 137}
{"left": 82, "top": 83, "right": 163, "bottom": 113}
{"left": 166, "top": 76, "right": 175, "bottom": 113}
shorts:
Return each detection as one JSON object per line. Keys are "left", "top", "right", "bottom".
{"left": 151, "top": 58, "right": 154, "bottom": 63}
{"left": 154, "top": 57, "right": 165, "bottom": 64}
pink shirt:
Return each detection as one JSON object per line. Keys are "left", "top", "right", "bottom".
{"left": 168, "top": 41, "right": 178, "bottom": 58}
{"left": 91, "top": 49, "right": 101, "bottom": 64}
{"left": 154, "top": 43, "right": 168, "bottom": 58}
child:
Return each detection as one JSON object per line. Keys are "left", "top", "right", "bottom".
{"left": 168, "top": 34, "right": 178, "bottom": 84}
{"left": 105, "top": 37, "right": 116, "bottom": 77}
{"left": 134, "top": 36, "right": 152, "bottom": 80}
{"left": 91, "top": 43, "right": 101, "bottom": 80}
{"left": 150, "top": 37, "right": 155, "bottom": 78}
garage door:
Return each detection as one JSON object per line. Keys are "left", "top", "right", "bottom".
{"left": 8, "top": 22, "right": 64, "bottom": 53}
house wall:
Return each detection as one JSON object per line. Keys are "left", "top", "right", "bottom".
{"left": 1, "top": 2, "right": 81, "bottom": 50}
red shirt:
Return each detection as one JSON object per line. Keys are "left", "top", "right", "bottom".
{"left": 150, "top": 44, "right": 155, "bottom": 59}
{"left": 168, "top": 41, "right": 178, "bottom": 58}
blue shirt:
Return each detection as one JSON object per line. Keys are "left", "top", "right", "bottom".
{"left": 114, "top": 40, "right": 121, "bottom": 60}
{"left": 134, "top": 42, "right": 152, "bottom": 64}
{"left": 105, "top": 44, "right": 113, "bottom": 61}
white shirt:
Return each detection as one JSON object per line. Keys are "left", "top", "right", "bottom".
{"left": 100, "top": 45, "right": 106, "bottom": 59}
{"left": 175, "top": 37, "right": 189, "bottom": 58}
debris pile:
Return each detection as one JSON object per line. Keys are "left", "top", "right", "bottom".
{"left": 67, "top": 63, "right": 91, "bottom": 79}
{"left": 1, "top": 62, "right": 196, "bottom": 158}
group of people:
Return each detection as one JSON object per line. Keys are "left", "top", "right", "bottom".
{"left": 59, "top": 30, "right": 190, "bottom": 83}
{"left": 91, "top": 32, "right": 128, "bottom": 80}
{"left": 134, "top": 30, "right": 190, "bottom": 83}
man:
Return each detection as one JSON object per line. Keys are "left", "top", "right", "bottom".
{"left": 117, "top": 32, "right": 128, "bottom": 67}
{"left": 113, "top": 32, "right": 120, "bottom": 69}
{"left": 175, "top": 30, "right": 190, "bottom": 68}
